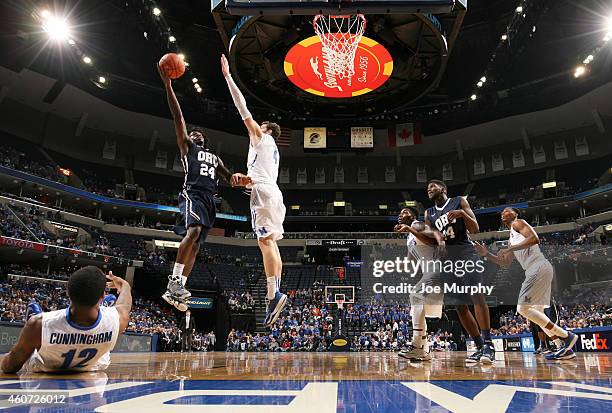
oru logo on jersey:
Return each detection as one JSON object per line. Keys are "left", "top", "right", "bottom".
{"left": 284, "top": 35, "right": 393, "bottom": 98}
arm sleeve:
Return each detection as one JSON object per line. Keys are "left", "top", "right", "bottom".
{"left": 224, "top": 75, "right": 252, "bottom": 121}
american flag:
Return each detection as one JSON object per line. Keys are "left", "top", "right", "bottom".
{"left": 277, "top": 127, "right": 292, "bottom": 147}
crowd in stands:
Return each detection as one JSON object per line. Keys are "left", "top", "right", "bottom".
{"left": 0, "top": 203, "right": 123, "bottom": 256}
{"left": 228, "top": 291, "right": 255, "bottom": 313}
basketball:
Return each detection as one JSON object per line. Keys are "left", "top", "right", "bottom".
{"left": 159, "top": 53, "right": 185, "bottom": 80}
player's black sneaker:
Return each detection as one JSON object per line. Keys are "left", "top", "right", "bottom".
{"left": 480, "top": 344, "right": 495, "bottom": 364}
{"left": 465, "top": 348, "right": 483, "bottom": 364}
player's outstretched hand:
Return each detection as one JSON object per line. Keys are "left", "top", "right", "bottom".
{"left": 220, "top": 54, "right": 230, "bottom": 78}
{"left": 394, "top": 224, "right": 411, "bottom": 233}
{"left": 157, "top": 63, "right": 171, "bottom": 86}
{"left": 231, "top": 173, "right": 251, "bottom": 187}
{"left": 473, "top": 241, "right": 488, "bottom": 257}
{"left": 106, "top": 271, "right": 128, "bottom": 293}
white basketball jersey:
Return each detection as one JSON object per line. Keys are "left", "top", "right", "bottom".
{"left": 509, "top": 225, "right": 547, "bottom": 271}
{"left": 247, "top": 134, "right": 279, "bottom": 187}
{"left": 27, "top": 306, "right": 120, "bottom": 372}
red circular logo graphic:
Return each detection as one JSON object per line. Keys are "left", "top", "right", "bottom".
{"left": 284, "top": 35, "right": 393, "bottom": 98}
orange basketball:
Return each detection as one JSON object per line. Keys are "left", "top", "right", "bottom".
{"left": 159, "top": 53, "right": 185, "bottom": 80}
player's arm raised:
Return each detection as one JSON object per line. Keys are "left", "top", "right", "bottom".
{"left": 506, "top": 219, "right": 540, "bottom": 252}
{"left": 220, "top": 54, "right": 263, "bottom": 146}
{"left": 158, "top": 63, "right": 189, "bottom": 157}
{"left": 448, "top": 197, "right": 480, "bottom": 234}
{"left": 0, "top": 315, "right": 41, "bottom": 373}
{"left": 106, "top": 272, "right": 132, "bottom": 334}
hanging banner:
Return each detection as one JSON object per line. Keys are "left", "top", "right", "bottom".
{"left": 350, "top": 127, "right": 374, "bottom": 148}
{"left": 304, "top": 127, "right": 327, "bottom": 149}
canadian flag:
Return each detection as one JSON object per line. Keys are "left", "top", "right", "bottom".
{"left": 388, "top": 123, "right": 423, "bottom": 147}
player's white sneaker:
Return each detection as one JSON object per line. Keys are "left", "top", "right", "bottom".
{"left": 399, "top": 345, "right": 432, "bottom": 361}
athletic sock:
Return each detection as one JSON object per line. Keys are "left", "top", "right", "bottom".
{"left": 173, "top": 263, "right": 185, "bottom": 277}
{"left": 180, "top": 276, "right": 188, "bottom": 286}
{"left": 481, "top": 329, "right": 492, "bottom": 344}
{"left": 266, "top": 277, "right": 277, "bottom": 300}
{"left": 473, "top": 336, "right": 484, "bottom": 349}
{"left": 552, "top": 337, "right": 563, "bottom": 347}
{"left": 275, "top": 275, "right": 281, "bottom": 293}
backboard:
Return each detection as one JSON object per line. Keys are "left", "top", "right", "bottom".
{"left": 224, "top": 0, "right": 467, "bottom": 16}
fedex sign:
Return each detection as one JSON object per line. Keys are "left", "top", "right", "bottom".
{"left": 578, "top": 332, "right": 609, "bottom": 351}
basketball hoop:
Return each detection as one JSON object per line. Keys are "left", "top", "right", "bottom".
{"left": 313, "top": 14, "right": 366, "bottom": 79}
{"left": 334, "top": 293, "right": 346, "bottom": 310}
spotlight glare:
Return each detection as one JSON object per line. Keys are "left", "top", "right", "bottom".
{"left": 470, "top": 94, "right": 477, "bottom": 101}
{"left": 98, "top": 76, "right": 106, "bottom": 84}
{"left": 169, "top": 35, "right": 176, "bottom": 42}
{"left": 153, "top": 7, "right": 161, "bottom": 16}
{"left": 42, "top": 16, "right": 70, "bottom": 41}
{"left": 178, "top": 53, "right": 185, "bottom": 60}
{"left": 41, "top": 9, "right": 51, "bottom": 19}
{"left": 67, "top": 38, "right": 75, "bottom": 45}
{"left": 192, "top": 77, "right": 198, "bottom": 83}
{"left": 516, "top": 6, "right": 523, "bottom": 13}
{"left": 574, "top": 65, "right": 586, "bottom": 78}
{"left": 82, "top": 56, "right": 92, "bottom": 64}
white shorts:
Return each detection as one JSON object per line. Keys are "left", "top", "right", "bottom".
{"left": 518, "top": 259, "right": 553, "bottom": 307}
{"left": 250, "top": 183, "right": 286, "bottom": 241}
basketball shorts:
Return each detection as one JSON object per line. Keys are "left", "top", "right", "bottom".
{"left": 174, "top": 190, "right": 215, "bottom": 245}
{"left": 518, "top": 259, "right": 553, "bottom": 307}
{"left": 250, "top": 183, "right": 286, "bottom": 241}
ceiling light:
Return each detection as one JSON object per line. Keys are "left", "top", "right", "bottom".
{"left": 516, "top": 6, "right": 523, "bottom": 13}
{"left": 480, "top": 76, "right": 487, "bottom": 83}
{"left": 192, "top": 77, "right": 198, "bottom": 83}
{"left": 470, "top": 94, "right": 477, "bottom": 101}
{"left": 178, "top": 53, "right": 185, "bottom": 60}
{"left": 169, "top": 35, "right": 176, "bottom": 42}
{"left": 501, "top": 34, "right": 508, "bottom": 41}
{"left": 477, "top": 81, "right": 483, "bottom": 87}
{"left": 153, "top": 7, "right": 161, "bottom": 16}
{"left": 82, "top": 56, "right": 92, "bottom": 64}
{"left": 42, "top": 15, "right": 70, "bottom": 41}
{"left": 67, "top": 38, "right": 75, "bottom": 45}
{"left": 574, "top": 65, "right": 586, "bottom": 78}
{"left": 98, "top": 76, "right": 106, "bottom": 84}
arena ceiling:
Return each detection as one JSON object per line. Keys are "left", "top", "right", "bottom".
{"left": 1, "top": 0, "right": 611, "bottom": 132}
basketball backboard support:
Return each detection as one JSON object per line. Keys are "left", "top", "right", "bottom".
{"left": 224, "top": 0, "right": 467, "bottom": 16}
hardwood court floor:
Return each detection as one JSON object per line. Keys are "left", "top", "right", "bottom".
{"left": 7, "top": 351, "right": 611, "bottom": 381}
{"left": 1, "top": 352, "right": 610, "bottom": 412}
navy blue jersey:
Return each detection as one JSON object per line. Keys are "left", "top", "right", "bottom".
{"left": 426, "top": 196, "right": 472, "bottom": 246}
{"left": 181, "top": 142, "right": 221, "bottom": 193}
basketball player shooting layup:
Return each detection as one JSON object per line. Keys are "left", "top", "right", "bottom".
{"left": 220, "top": 54, "right": 288, "bottom": 328}
{"left": 158, "top": 63, "right": 233, "bottom": 311}
{"left": 474, "top": 208, "right": 578, "bottom": 360}
{"left": 425, "top": 180, "right": 495, "bottom": 364}
{"left": 0, "top": 267, "right": 132, "bottom": 373}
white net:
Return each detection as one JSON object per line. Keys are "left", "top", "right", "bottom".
{"left": 313, "top": 14, "right": 366, "bottom": 80}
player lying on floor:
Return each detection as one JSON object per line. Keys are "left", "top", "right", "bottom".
{"left": 0, "top": 266, "right": 132, "bottom": 373}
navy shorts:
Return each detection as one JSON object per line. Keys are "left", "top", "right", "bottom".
{"left": 174, "top": 190, "right": 215, "bottom": 245}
